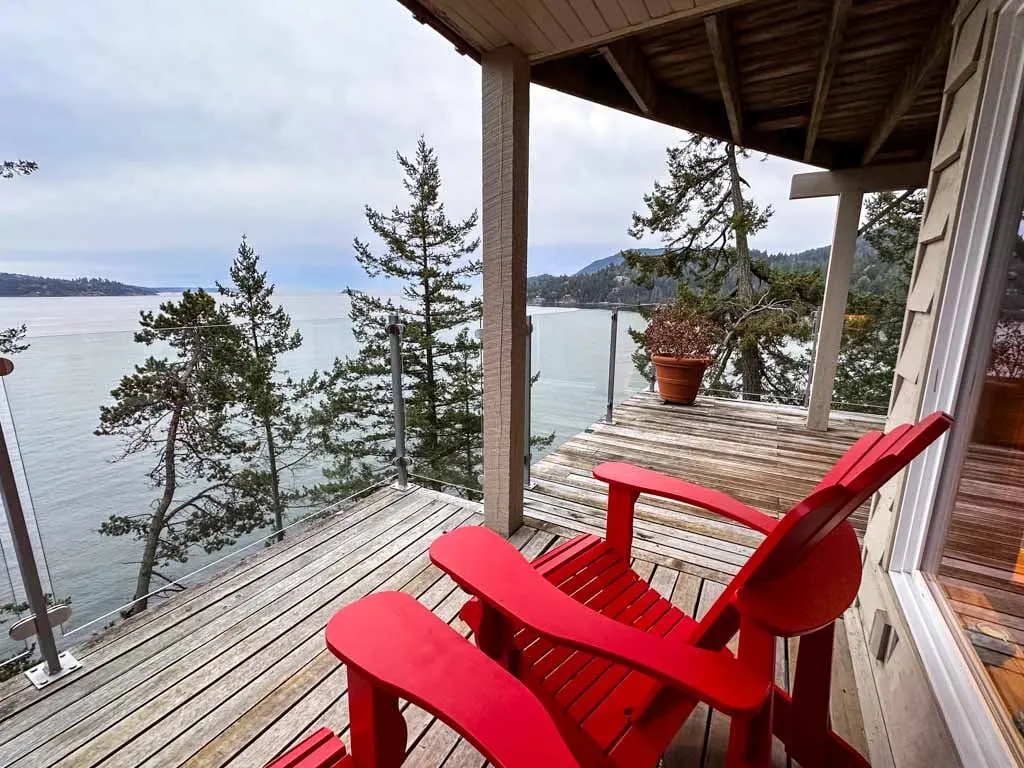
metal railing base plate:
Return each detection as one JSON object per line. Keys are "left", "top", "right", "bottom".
{"left": 24, "top": 651, "right": 81, "bottom": 690}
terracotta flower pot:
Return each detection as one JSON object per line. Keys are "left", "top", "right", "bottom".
{"left": 972, "top": 376, "right": 1024, "bottom": 448}
{"left": 651, "top": 355, "right": 711, "bottom": 405}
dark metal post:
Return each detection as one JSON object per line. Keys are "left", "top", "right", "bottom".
{"left": 523, "top": 316, "right": 533, "bottom": 489}
{"left": 605, "top": 309, "right": 618, "bottom": 423}
{"left": 0, "top": 358, "right": 78, "bottom": 688}
{"left": 387, "top": 316, "right": 408, "bottom": 490}
{"left": 804, "top": 310, "right": 821, "bottom": 408}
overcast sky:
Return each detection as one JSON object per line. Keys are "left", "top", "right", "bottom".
{"left": 0, "top": 1, "right": 840, "bottom": 289}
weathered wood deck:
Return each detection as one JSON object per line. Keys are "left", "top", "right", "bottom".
{"left": 527, "top": 392, "right": 885, "bottom": 585}
{"left": 0, "top": 396, "right": 884, "bottom": 767}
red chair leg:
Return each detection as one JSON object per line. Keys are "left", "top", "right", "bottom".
{"left": 788, "top": 622, "right": 834, "bottom": 768}
{"left": 476, "top": 601, "right": 521, "bottom": 674}
{"left": 726, "top": 620, "right": 775, "bottom": 768}
{"left": 347, "top": 667, "right": 408, "bottom": 768}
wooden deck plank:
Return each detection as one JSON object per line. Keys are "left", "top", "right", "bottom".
{"left": 0, "top": 487, "right": 410, "bottom": 710}
{"left": 0, "top": 396, "right": 882, "bottom": 768}
{"left": 0, "top": 489, "right": 442, "bottom": 759}
{"left": 36, "top": 501, "right": 475, "bottom": 767}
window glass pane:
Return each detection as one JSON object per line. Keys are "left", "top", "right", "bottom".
{"left": 938, "top": 209, "right": 1024, "bottom": 739}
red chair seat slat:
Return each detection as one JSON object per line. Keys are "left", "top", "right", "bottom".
{"left": 433, "top": 412, "right": 951, "bottom": 767}
{"left": 476, "top": 532, "right": 707, "bottom": 760}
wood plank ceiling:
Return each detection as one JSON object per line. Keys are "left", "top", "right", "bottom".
{"left": 397, "top": 0, "right": 960, "bottom": 170}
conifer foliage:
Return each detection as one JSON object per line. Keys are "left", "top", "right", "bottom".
{"left": 312, "top": 138, "right": 484, "bottom": 493}
{"left": 96, "top": 290, "right": 269, "bottom": 616}
{"left": 218, "top": 236, "right": 313, "bottom": 541}
{"left": 627, "top": 136, "right": 820, "bottom": 402}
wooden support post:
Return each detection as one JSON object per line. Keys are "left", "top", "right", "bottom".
{"left": 807, "top": 189, "right": 863, "bottom": 431}
{"left": 481, "top": 45, "right": 529, "bottom": 536}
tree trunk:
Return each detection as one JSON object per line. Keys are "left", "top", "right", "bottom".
{"left": 125, "top": 401, "right": 182, "bottom": 617}
{"left": 726, "top": 143, "right": 762, "bottom": 401}
{"left": 420, "top": 244, "right": 439, "bottom": 475}
{"left": 247, "top": 316, "right": 285, "bottom": 543}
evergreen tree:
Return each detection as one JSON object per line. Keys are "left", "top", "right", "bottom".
{"left": 0, "top": 326, "right": 28, "bottom": 356}
{"left": 312, "top": 138, "right": 484, "bottom": 494}
{"left": 217, "top": 236, "right": 312, "bottom": 542}
{"left": 96, "top": 290, "right": 268, "bottom": 616}
{"left": 1, "top": 160, "right": 37, "bottom": 179}
{"left": 627, "top": 136, "right": 820, "bottom": 402}
{"left": 833, "top": 190, "right": 924, "bottom": 412}
{"left": 1, "top": 160, "right": 35, "bottom": 355}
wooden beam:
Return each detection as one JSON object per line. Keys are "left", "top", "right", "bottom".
{"left": 862, "top": 5, "right": 957, "bottom": 164}
{"left": 481, "top": 46, "right": 529, "bottom": 536}
{"left": 807, "top": 190, "right": 863, "bottom": 432}
{"left": 394, "top": 0, "right": 480, "bottom": 61}
{"left": 790, "top": 162, "right": 930, "bottom": 199}
{"left": 532, "top": 58, "right": 861, "bottom": 169}
{"left": 532, "top": 0, "right": 763, "bottom": 63}
{"left": 704, "top": 14, "right": 743, "bottom": 144}
{"left": 804, "top": 0, "right": 853, "bottom": 162}
{"left": 750, "top": 105, "right": 808, "bottom": 132}
{"left": 599, "top": 39, "right": 657, "bottom": 115}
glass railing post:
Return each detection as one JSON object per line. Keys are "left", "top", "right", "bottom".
{"left": 0, "top": 359, "right": 79, "bottom": 688}
{"left": 387, "top": 316, "right": 409, "bottom": 490}
{"left": 523, "top": 316, "right": 533, "bottom": 489}
{"left": 605, "top": 309, "right": 618, "bottom": 423}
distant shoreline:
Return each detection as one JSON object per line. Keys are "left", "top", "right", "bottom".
{"left": 527, "top": 301, "right": 649, "bottom": 311}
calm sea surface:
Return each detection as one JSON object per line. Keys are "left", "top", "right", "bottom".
{"left": 0, "top": 293, "right": 646, "bottom": 649}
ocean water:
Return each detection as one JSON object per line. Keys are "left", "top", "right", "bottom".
{"left": 0, "top": 293, "right": 646, "bottom": 650}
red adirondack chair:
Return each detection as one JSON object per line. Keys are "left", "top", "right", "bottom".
{"left": 430, "top": 411, "right": 953, "bottom": 768}
{"left": 266, "top": 590, "right": 588, "bottom": 768}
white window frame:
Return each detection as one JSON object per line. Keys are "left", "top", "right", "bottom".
{"left": 890, "top": 2, "right": 1024, "bottom": 766}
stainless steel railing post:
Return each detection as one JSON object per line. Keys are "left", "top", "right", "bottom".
{"left": 0, "top": 358, "right": 79, "bottom": 688}
{"left": 605, "top": 309, "right": 618, "bottom": 423}
{"left": 387, "top": 316, "right": 409, "bottom": 490}
{"left": 523, "top": 316, "right": 533, "bottom": 489}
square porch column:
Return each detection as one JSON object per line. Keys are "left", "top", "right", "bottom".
{"left": 806, "top": 189, "right": 863, "bottom": 431}
{"left": 481, "top": 45, "right": 529, "bottom": 536}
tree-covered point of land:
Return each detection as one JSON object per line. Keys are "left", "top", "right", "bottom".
{"left": 626, "top": 135, "right": 821, "bottom": 403}
{"left": 311, "top": 138, "right": 486, "bottom": 495}
{"left": 96, "top": 290, "right": 271, "bottom": 617}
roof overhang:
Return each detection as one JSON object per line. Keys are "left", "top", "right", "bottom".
{"left": 397, "top": 0, "right": 959, "bottom": 170}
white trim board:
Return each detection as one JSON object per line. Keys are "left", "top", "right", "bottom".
{"left": 890, "top": 3, "right": 1024, "bottom": 766}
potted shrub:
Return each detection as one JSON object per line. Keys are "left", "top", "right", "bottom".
{"left": 972, "top": 321, "right": 1024, "bottom": 448}
{"left": 642, "top": 303, "right": 722, "bottom": 405}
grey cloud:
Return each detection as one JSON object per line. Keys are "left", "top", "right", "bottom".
{"left": 0, "top": 0, "right": 840, "bottom": 285}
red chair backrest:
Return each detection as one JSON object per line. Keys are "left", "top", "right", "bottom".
{"left": 752, "top": 411, "right": 951, "bottom": 583}
{"left": 694, "top": 411, "right": 952, "bottom": 642}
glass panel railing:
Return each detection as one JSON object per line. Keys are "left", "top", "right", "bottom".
{"left": 0, "top": 375, "right": 42, "bottom": 675}
{"left": 530, "top": 307, "right": 647, "bottom": 457}
{"left": 0, "top": 520, "right": 31, "bottom": 679}
{"left": 0, "top": 305, "right": 393, "bottom": 638}
{"left": 830, "top": 304, "right": 902, "bottom": 416}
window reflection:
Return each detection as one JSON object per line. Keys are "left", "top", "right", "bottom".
{"left": 939, "top": 211, "right": 1024, "bottom": 738}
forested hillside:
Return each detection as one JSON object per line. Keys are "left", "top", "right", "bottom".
{"left": 526, "top": 238, "right": 902, "bottom": 306}
{"left": 0, "top": 273, "right": 158, "bottom": 297}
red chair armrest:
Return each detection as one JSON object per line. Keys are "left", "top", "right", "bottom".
{"left": 430, "top": 527, "right": 771, "bottom": 716}
{"left": 594, "top": 462, "right": 777, "bottom": 535}
{"left": 325, "top": 591, "right": 581, "bottom": 768}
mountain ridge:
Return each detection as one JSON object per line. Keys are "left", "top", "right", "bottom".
{"left": 527, "top": 239, "right": 884, "bottom": 306}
